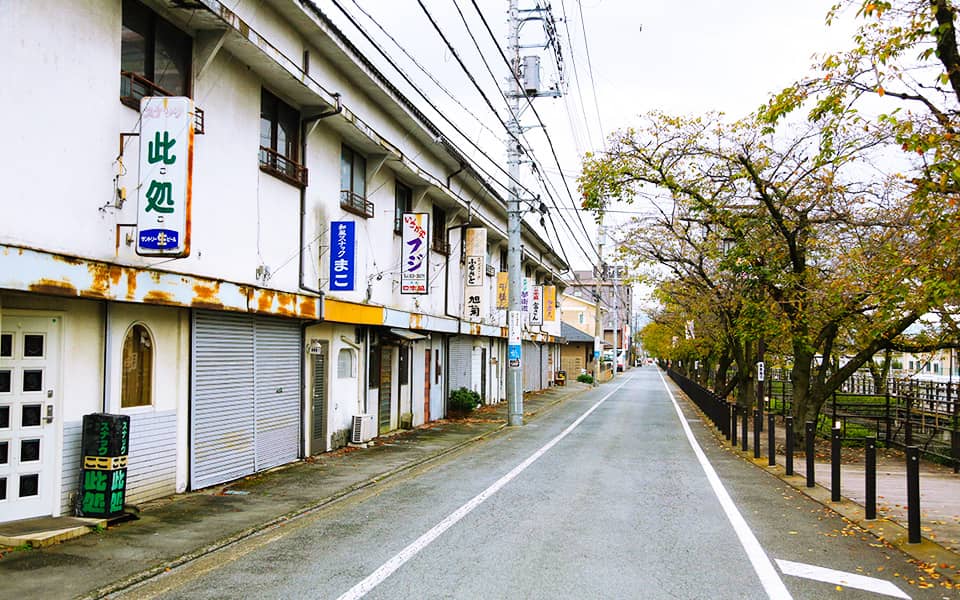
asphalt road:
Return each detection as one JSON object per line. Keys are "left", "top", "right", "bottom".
{"left": 115, "top": 369, "right": 951, "bottom": 599}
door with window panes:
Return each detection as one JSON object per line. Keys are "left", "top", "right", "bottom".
{"left": 0, "top": 315, "right": 60, "bottom": 521}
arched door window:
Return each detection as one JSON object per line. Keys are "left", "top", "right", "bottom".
{"left": 121, "top": 324, "right": 153, "bottom": 408}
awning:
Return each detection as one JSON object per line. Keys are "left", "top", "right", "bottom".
{"left": 388, "top": 328, "right": 428, "bottom": 341}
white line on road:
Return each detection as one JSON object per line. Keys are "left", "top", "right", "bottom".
{"left": 776, "top": 559, "right": 911, "bottom": 599}
{"left": 336, "top": 376, "right": 635, "bottom": 600}
{"left": 657, "top": 370, "right": 793, "bottom": 600}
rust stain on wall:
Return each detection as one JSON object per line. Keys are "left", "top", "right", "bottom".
{"left": 410, "top": 313, "right": 424, "bottom": 330}
{"left": 272, "top": 291, "right": 296, "bottom": 316}
{"left": 298, "top": 296, "right": 318, "bottom": 319}
{"left": 125, "top": 268, "right": 138, "bottom": 300}
{"left": 191, "top": 282, "right": 224, "bottom": 310}
{"left": 143, "top": 290, "right": 173, "bottom": 305}
{"left": 87, "top": 263, "right": 123, "bottom": 298}
{"left": 51, "top": 254, "right": 83, "bottom": 266}
{"left": 256, "top": 289, "right": 275, "bottom": 313}
{"left": 29, "top": 279, "right": 78, "bottom": 297}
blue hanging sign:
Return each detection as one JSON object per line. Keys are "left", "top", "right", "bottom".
{"left": 330, "top": 221, "right": 356, "bottom": 291}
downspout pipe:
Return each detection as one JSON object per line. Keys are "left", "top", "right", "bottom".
{"left": 299, "top": 94, "right": 343, "bottom": 303}
{"left": 299, "top": 96, "right": 342, "bottom": 455}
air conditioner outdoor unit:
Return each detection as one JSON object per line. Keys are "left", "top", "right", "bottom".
{"left": 351, "top": 414, "right": 376, "bottom": 444}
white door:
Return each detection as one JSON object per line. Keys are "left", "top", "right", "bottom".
{"left": 0, "top": 315, "right": 60, "bottom": 522}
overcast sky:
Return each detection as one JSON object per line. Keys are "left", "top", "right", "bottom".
{"left": 315, "top": 0, "right": 855, "bottom": 272}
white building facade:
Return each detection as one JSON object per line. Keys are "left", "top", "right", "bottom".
{"left": 0, "top": 0, "right": 565, "bottom": 523}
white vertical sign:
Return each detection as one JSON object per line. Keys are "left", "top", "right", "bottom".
{"left": 400, "top": 213, "right": 429, "bottom": 294}
{"left": 530, "top": 285, "right": 543, "bottom": 325}
{"left": 463, "top": 227, "right": 486, "bottom": 321}
{"left": 137, "top": 96, "right": 194, "bottom": 257}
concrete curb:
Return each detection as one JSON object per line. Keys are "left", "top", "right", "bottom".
{"left": 78, "top": 423, "right": 507, "bottom": 600}
{"left": 674, "top": 388, "right": 960, "bottom": 585}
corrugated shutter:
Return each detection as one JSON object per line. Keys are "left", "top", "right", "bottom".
{"left": 448, "top": 336, "right": 472, "bottom": 392}
{"left": 541, "top": 344, "right": 550, "bottom": 390}
{"left": 191, "top": 312, "right": 300, "bottom": 490}
{"left": 253, "top": 317, "right": 300, "bottom": 471}
{"left": 191, "top": 312, "right": 255, "bottom": 490}
{"left": 522, "top": 341, "right": 538, "bottom": 392}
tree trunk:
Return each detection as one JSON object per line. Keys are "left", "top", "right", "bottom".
{"left": 791, "top": 345, "right": 818, "bottom": 444}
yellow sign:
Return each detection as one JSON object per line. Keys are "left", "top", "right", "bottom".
{"left": 544, "top": 285, "right": 556, "bottom": 321}
{"left": 496, "top": 272, "right": 509, "bottom": 309}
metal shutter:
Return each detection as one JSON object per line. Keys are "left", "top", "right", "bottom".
{"left": 448, "top": 336, "right": 472, "bottom": 393}
{"left": 253, "top": 317, "right": 301, "bottom": 471}
{"left": 541, "top": 343, "right": 550, "bottom": 389}
{"left": 191, "top": 312, "right": 255, "bottom": 490}
{"left": 191, "top": 312, "right": 301, "bottom": 490}
{"left": 523, "top": 341, "right": 538, "bottom": 392}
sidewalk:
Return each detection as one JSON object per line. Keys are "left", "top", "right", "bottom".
{"left": 0, "top": 382, "right": 590, "bottom": 600}
{"left": 699, "top": 402, "right": 960, "bottom": 582}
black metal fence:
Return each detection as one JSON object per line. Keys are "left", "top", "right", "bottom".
{"left": 765, "top": 371, "right": 959, "bottom": 468}
{"left": 667, "top": 369, "right": 730, "bottom": 439}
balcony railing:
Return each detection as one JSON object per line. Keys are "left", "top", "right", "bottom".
{"left": 340, "top": 190, "right": 374, "bottom": 218}
{"left": 120, "top": 71, "right": 205, "bottom": 134}
{"left": 260, "top": 146, "right": 309, "bottom": 187}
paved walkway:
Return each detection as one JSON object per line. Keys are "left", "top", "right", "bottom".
{"left": 712, "top": 402, "right": 960, "bottom": 580}
{"left": 2, "top": 372, "right": 958, "bottom": 598}
{"left": 0, "top": 383, "right": 586, "bottom": 600}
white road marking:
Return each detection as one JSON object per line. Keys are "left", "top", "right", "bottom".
{"left": 658, "top": 370, "right": 793, "bottom": 600}
{"left": 776, "top": 559, "right": 911, "bottom": 599}
{"left": 336, "top": 376, "right": 635, "bottom": 600}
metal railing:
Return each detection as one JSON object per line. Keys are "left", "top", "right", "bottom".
{"left": 120, "top": 71, "right": 205, "bottom": 134}
{"left": 260, "top": 146, "right": 308, "bottom": 187}
{"left": 766, "top": 372, "right": 958, "bottom": 468}
{"left": 340, "top": 190, "right": 374, "bottom": 218}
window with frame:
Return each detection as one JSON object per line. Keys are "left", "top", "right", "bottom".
{"left": 260, "top": 89, "right": 306, "bottom": 186}
{"left": 337, "top": 348, "right": 356, "bottom": 378}
{"left": 432, "top": 205, "right": 449, "bottom": 254}
{"left": 340, "top": 146, "right": 372, "bottom": 217}
{"left": 120, "top": 0, "right": 191, "bottom": 107}
{"left": 394, "top": 182, "right": 412, "bottom": 234}
{"left": 121, "top": 324, "right": 153, "bottom": 408}
{"left": 499, "top": 247, "right": 508, "bottom": 272}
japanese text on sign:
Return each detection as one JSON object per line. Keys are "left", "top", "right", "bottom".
{"left": 530, "top": 285, "right": 543, "bottom": 325}
{"left": 137, "top": 96, "right": 193, "bottom": 257}
{"left": 401, "top": 213, "right": 429, "bottom": 294}
{"left": 329, "top": 221, "right": 356, "bottom": 291}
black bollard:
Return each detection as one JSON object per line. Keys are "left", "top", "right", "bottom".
{"left": 731, "top": 405, "right": 738, "bottom": 446}
{"left": 785, "top": 416, "right": 794, "bottom": 476}
{"left": 741, "top": 406, "right": 749, "bottom": 452}
{"left": 906, "top": 446, "right": 921, "bottom": 544}
{"left": 831, "top": 424, "right": 841, "bottom": 502}
{"left": 768, "top": 413, "right": 776, "bottom": 466}
{"left": 753, "top": 410, "right": 761, "bottom": 459}
{"left": 865, "top": 436, "right": 876, "bottom": 520}
{"left": 805, "top": 421, "right": 815, "bottom": 488}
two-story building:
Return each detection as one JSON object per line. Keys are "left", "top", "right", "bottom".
{"left": 0, "top": 0, "right": 565, "bottom": 524}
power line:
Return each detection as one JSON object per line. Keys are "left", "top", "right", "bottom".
{"left": 346, "top": 0, "right": 503, "bottom": 143}
{"left": 575, "top": 0, "right": 606, "bottom": 143}
{"left": 468, "top": 0, "right": 599, "bottom": 263}
{"left": 327, "top": 0, "right": 538, "bottom": 201}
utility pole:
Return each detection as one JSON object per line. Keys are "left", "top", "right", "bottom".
{"left": 593, "top": 221, "right": 605, "bottom": 387}
{"left": 612, "top": 263, "right": 619, "bottom": 376}
{"left": 506, "top": 0, "right": 523, "bottom": 426}
{"left": 505, "top": 0, "right": 565, "bottom": 423}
